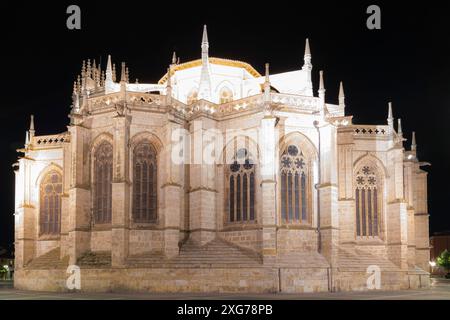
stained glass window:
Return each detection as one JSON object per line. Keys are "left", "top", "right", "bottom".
{"left": 40, "top": 171, "right": 62, "bottom": 235}
{"left": 280, "top": 145, "right": 310, "bottom": 224}
{"left": 93, "top": 141, "right": 113, "bottom": 224}
{"left": 355, "top": 165, "right": 380, "bottom": 237}
{"left": 133, "top": 142, "right": 157, "bottom": 223}
{"left": 228, "top": 148, "right": 255, "bottom": 222}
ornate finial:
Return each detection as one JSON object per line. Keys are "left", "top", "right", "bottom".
{"left": 77, "top": 75, "right": 81, "bottom": 92}
{"left": 411, "top": 131, "right": 417, "bottom": 151}
{"left": 25, "top": 131, "right": 30, "bottom": 147}
{"left": 172, "top": 51, "right": 177, "bottom": 65}
{"left": 265, "top": 63, "right": 270, "bottom": 83}
{"left": 120, "top": 62, "right": 126, "bottom": 83}
{"left": 92, "top": 59, "right": 97, "bottom": 75}
{"left": 125, "top": 67, "right": 130, "bottom": 83}
{"left": 305, "top": 38, "right": 311, "bottom": 56}
{"left": 398, "top": 118, "right": 403, "bottom": 136}
{"left": 166, "top": 67, "right": 172, "bottom": 104}
{"left": 106, "top": 55, "right": 113, "bottom": 82}
{"left": 29, "top": 114, "right": 35, "bottom": 135}
{"left": 81, "top": 60, "right": 86, "bottom": 77}
{"left": 303, "top": 38, "right": 312, "bottom": 71}
{"left": 135, "top": 78, "right": 139, "bottom": 84}
{"left": 86, "top": 59, "right": 91, "bottom": 78}
{"left": 202, "top": 25, "right": 209, "bottom": 46}
{"left": 112, "top": 63, "right": 117, "bottom": 82}
{"left": 101, "top": 70, "right": 105, "bottom": 87}
{"left": 318, "top": 70, "right": 325, "bottom": 100}
{"left": 198, "top": 25, "right": 212, "bottom": 101}
{"left": 339, "top": 81, "right": 345, "bottom": 108}
{"left": 387, "top": 102, "right": 394, "bottom": 131}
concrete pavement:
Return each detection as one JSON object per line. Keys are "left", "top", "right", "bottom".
{"left": 0, "top": 279, "right": 449, "bottom": 300}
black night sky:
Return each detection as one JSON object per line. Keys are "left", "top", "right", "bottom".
{"left": 1, "top": 1, "right": 449, "bottom": 252}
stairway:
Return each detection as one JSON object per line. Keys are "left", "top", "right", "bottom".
{"left": 77, "top": 251, "right": 111, "bottom": 268}
{"left": 337, "top": 247, "right": 400, "bottom": 271}
{"left": 26, "top": 248, "right": 69, "bottom": 270}
{"left": 127, "top": 238, "right": 262, "bottom": 268}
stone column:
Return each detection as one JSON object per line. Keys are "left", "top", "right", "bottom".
{"left": 60, "top": 138, "right": 71, "bottom": 259}
{"left": 404, "top": 161, "right": 416, "bottom": 268}
{"left": 260, "top": 115, "right": 277, "bottom": 264}
{"left": 67, "top": 119, "right": 91, "bottom": 265}
{"left": 317, "top": 125, "right": 339, "bottom": 269}
{"left": 111, "top": 114, "right": 131, "bottom": 267}
{"left": 385, "top": 147, "right": 408, "bottom": 270}
{"left": 414, "top": 168, "right": 430, "bottom": 271}
{"left": 161, "top": 115, "right": 183, "bottom": 258}
{"left": 337, "top": 127, "right": 356, "bottom": 245}
{"left": 14, "top": 157, "right": 36, "bottom": 269}
{"left": 188, "top": 117, "right": 217, "bottom": 245}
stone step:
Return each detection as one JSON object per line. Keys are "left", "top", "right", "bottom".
{"left": 77, "top": 251, "right": 111, "bottom": 268}
{"left": 127, "top": 238, "right": 262, "bottom": 267}
{"left": 26, "top": 248, "right": 68, "bottom": 270}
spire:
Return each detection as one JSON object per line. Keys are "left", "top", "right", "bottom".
{"left": 202, "top": 25, "right": 209, "bottom": 48}
{"left": 198, "top": 25, "right": 212, "bottom": 101}
{"left": 264, "top": 63, "right": 271, "bottom": 98}
{"left": 387, "top": 102, "right": 394, "bottom": 131}
{"left": 397, "top": 118, "right": 403, "bottom": 142}
{"left": 172, "top": 51, "right": 177, "bottom": 65}
{"left": 29, "top": 115, "right": 35, "bottom": 138}
{"left": 411, "top": 131, "right": 417, "bottom": 152}
{"left": 318, "top": 70, "right": 325, "bottom": 101}
{"left": 338, "top": 81, "right": 345, "bottom": 108}
{"left": 302, "top": 38, "right": 313, "bottom": 96}
{"left": 120, "top": 62, "right": 126, "bottom": 83}
{"left": 112, "top": 64, "right": 117, "bottom": 82}
{"left": 264, "top": 63, "right": 272, "bottom": 115}
{"left": 25, "top": 131, "right": 30, "bottom": 147}
{"left": 166, "top": 67, "right": 172, "bottom": 104}
{"left": 86, "top": 59, "right": 91, "bottom": 79}
{"left": 92, "top": 59, "right": 97, "bottom": 78}
{"left": 303, "top": 38, "right": 312, "bottom": 69}
{"left": 106, "top": 55, "right": 113, "bottom": 83}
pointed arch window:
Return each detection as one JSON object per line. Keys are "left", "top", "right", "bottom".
{"left": 280, "top": 145, "right": 311, "bottom": 224}
{"left": 40, "top": 171, "right": 62, "bottom": 235}
{"left": 93, "top": 141, "right": 113, "bottom": 224}
{"left": 355, "top": 165, "right": 381, "bottom": 237}
{"left": 132, "top": 141, "right": 157, "bottom": 223}
{"left": 219, "top": 87, "right": 234, "bottom": 104}
{"left": 228, "top": 148, "right": 255, "bottom": 223}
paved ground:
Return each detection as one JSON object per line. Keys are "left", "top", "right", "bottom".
{"left": 1, "top": 278, "right": 449, "bottom": 300}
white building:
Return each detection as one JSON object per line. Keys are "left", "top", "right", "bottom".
{"left": 13, "top": 26, "right": 430, "bottom": 293}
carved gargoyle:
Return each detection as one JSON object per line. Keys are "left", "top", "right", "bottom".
{"left": 114, "top": 102, "right": 128, "bottom": 116}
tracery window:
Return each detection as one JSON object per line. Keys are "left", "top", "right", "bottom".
{"left": 132, "top": 141, "right": 157, "bottom": 223}
{"left": 93, "top": 141, "right": 113, "bottom": 224}
{"left": 228, "top": 148, "right": 255, "bottom": 223}
{"left": 40, "top": 171, "right": 62, "bottom": 235}
{"left": 355, "top": 165, "right": 381, "bottom": 237}
{"left": 280, "top": 145, "right": 311, "bottom": 223}
{"left": 219, "top": 87, "right": 233, "bottom": 104}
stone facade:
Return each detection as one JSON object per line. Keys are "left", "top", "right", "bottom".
{"left": 13, "top": 26, "right": 430, "bottom": 293}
